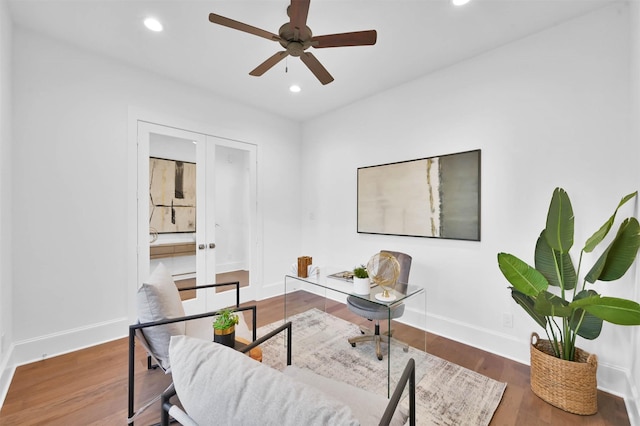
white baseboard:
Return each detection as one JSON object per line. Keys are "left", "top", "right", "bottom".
{"left": 627, "top": 394, "right": 640, "bottom": 426}
{"left": 3, "top": 288, "right": 633, "bottom": 420}
{"left": 0, "top": 317, "right": 129, "bottom": 410}
{"left": 257, "top": 280, "right": 285, "bottom": 301}
{"left": 423, "top": 310, "right": 638, "bottom": 412}
{"left": 0, "top": 344, "right": 15, "bottom": 409}
{"left": 264, "top": 286, "right": 638, "bottom": 412}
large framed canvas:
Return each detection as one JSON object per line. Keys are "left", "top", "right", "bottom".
{"left": 357, "top": 149, "right": 481, "bottom": 241}
{"left": 149, "top": 157, "right": 196, "bottom": 233}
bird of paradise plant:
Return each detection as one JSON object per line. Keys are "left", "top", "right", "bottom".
{"left": 498, "top": 188, "right": 640, "bottom": 361}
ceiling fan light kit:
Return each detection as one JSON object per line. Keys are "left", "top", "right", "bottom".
{"left": 208, "top": 0, "right": 377, "bottom": 85}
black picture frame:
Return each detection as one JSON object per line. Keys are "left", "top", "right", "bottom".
{"left": 357, "top": 149, "right": 481, "bottom": 241}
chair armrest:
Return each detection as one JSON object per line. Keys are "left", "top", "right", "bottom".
{"left": 379, "top": 358, "right": 415, "bottom": 426}
{"left": 131, "top": 305, "right": 257, "bottom": 334}
{"left": 238, "top": 321, "right": 292, "bottom": 366}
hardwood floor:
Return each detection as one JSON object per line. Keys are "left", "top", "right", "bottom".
{"left": 175, "top": 270, "right": 250, "bottom": 301}
{"left": 0, "top": 292, "right": 630, "bottom": 425}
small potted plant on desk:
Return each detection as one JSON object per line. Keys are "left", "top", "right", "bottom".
{"left": 213, "top": 308, "right": 239, "bottom": 348}
{"left": 353, "top": 264, "right": 370, "bottom": 295}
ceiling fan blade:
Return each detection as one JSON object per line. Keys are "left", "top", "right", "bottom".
{"left": 300, "top": 52, "right": 334, "bottom": 85}
{"left": 311, "top": 30, "right": 377, "bottom": 48}
{"left": 209, "top": 13, "right": 281, "bottom": 42}
{"left": 249, "top": 51, "right": 290, "bottom": 76}
{"left": 289, "top": 0, "right": 311, "bottom": 36}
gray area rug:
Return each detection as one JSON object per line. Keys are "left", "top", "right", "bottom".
{"left": 258, "top": 308, "right": 506, "bottom": 426}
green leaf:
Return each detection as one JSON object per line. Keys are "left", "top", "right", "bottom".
{"left": 534, "top": 291, "right": 572, "bottom": 317}
{"left": 498, "top": 253, "right": 548, "bottom": 296}
{"left": 569, "top": 290, "right": 603, "bottom": 340}
{"left": 583, "top": 191, "right": 637, "bottom": 253}
{"left": 570, "top": 296, "right": 640, "bottom": 325}
{"left": 535, "top": 231, "right": 576, "bottom": 290}
{"left": 585, "top": 218, "right": 640, "bottom": 283}
{"left": 544, "top": 188, "right": 574, "bottom": 253}
{"left": 511, "top": 289, "right": 547, "bottom": 329}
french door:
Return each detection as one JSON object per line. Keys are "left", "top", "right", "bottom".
{"left": 137, "top": 121, "right": 256, "bottom": 314}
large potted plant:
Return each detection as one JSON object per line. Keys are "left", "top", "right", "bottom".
{"left": 213, "top": 308, "right": 239, "bottom": 348}
{"left": 497, "top": 188, "right": 640, "bottom": 415}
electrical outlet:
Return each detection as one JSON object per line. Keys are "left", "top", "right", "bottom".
{"left": 502, "top": 313, "right": 513, "bottom": 328}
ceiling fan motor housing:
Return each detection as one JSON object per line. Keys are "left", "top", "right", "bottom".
{"left": 278, "top": 23, "right": 312, "bottom": 56}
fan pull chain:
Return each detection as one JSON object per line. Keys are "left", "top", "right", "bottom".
{"left": 285, "top": 57, "right": 288, "bottom": 73}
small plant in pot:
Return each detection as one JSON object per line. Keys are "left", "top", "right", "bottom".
{"left": 353, "top": 264, "right": 370, "bottom": 295}
{"left": 213, "top": 308, "right": 239, "bottom": 348}
{"left": 497, "top": 188, "right": 640, "bottom": 415}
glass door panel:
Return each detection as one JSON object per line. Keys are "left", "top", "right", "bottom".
{"left": 205, "top": 138, "right": 256, "bottom": 310}
{"left": 138, "top": 122, "right": 257, "bottom": 315}
{"left": 139, "top": 122, "right": 206, "bottom": 314}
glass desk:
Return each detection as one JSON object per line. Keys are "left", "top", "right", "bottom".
{"left": 284, "top": 269, "right": 426, "bottom": 397}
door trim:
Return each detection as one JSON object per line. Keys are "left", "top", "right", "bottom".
{"left": 127, "top": 108, "right": 259, "bottom": 323}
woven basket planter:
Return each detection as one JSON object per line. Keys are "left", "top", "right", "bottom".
{"left": 530, "top": 332, "right": 598, "bottom": 415}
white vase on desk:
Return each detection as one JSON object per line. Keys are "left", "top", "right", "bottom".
{"left": 353, "top": 277, "right": 371, "bottom": 295}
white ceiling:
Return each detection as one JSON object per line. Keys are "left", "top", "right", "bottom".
{"left": 8, "top": 0, "right": 616, "bottom": 121}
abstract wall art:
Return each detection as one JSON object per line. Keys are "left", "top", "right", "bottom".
{"left": 357, "top": 149, "right": 481, "bottom": 241}
{"left": 149, "top": 157, "right": 196, "bottom": 233}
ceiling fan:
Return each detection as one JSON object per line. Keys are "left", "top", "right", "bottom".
{"left": 208, "top": 0, "right": 377, "bottom": 85}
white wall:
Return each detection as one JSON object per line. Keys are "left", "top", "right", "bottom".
{"left": 9, "top": 28, "right": 302, "bottom": 364}
{"left": 629, "top": 1, "right": 640, "bottom": 423}
{"left": 0, "top": 0, "right": 13, "bottom": 403}
{"left": 301, "top": 2, "right": 639, "bottom": 402}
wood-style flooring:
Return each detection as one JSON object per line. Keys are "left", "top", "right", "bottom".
{"left": 0, "top": 291, "right": 630, "bottom": 425}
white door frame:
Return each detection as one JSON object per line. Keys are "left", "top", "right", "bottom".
{"left": 127, "top": 108, "right": 259, "bottom": 322}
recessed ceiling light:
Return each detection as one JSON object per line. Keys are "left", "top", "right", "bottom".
{"left": 452, "top": 0, "right": 471, "bottom": 6}
{"left": 144, "top": 18, "right": 163, "bottom": 32}
{"left": 289, "top": 85, "right": 301, "bottom": 93}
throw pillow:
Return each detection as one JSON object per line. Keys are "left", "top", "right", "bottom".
{"left": 136, "top": 263, "right": 185, "bottom": 370}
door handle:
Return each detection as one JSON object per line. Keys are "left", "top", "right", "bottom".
{"left": 209, "top": 243, "right": 216, "bottom": 249}
{"left": 198, "top": 244, "right": 205, "bottom": 250}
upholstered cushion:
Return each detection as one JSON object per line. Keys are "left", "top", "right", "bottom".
{"left": 169, "top": 335, "right": 359, "bottom": 426}
{"left": 136, "top": 263, "right": 186, "bottom": 370}
{"left": 283, "top": 365, "right": 408, "bottom": 426}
